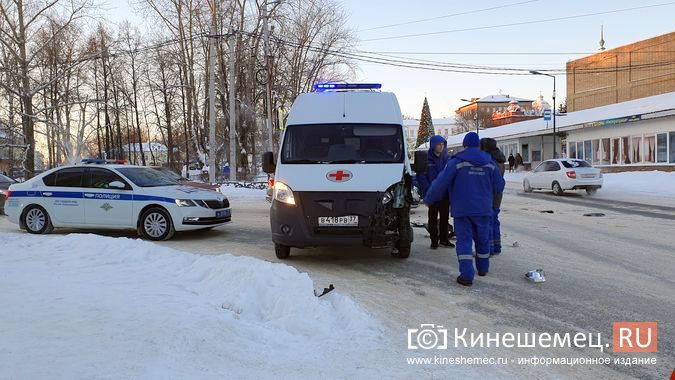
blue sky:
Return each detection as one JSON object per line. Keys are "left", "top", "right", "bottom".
{"left": 106, "top": 0, "right": 675, "bottom": 118}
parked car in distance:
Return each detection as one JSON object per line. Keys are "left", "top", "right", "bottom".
{"left": 523, "top": 159, "right": 603, "bottom": 196}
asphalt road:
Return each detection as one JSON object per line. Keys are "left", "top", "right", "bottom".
{"left": 1, "top": 188, "right": 672, "bottom": 379}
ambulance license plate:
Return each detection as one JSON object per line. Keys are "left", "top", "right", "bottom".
{"left": 318, "top": 215, "right": 359, "bottom": 227}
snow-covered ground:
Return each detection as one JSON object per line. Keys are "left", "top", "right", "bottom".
{"left": 0, "top": 233, "right": 383, "bottom": 379}
{"left": 218, "top": 185, "right": 267, "bottom": 201}
{"left": 504, "top": 170, "right": 675, "bottom": 204}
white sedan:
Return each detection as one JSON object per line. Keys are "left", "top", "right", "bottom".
{"left": 523, "top": 159, "right": 603, "bottom": 196}
{"left": 4, "top": 163, "right": 231, "bottom": 240}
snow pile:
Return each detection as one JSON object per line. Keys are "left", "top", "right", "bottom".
{"left": 0, "top": 233, "right": 381, "bottom": 379}
{"left": 599, "top": 170, "right": 675, "bottom": 198}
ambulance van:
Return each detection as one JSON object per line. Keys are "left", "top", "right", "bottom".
{"left": 262, "top": 83, "right": 427, "bottom": 259}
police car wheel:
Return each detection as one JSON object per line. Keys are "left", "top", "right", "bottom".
{"left": 22, "top": 205, "right": 53, "bottom": 234}
{"left": 552, "top": 182, "right": 564, "bottom": 196}
{"left": 275, "top": 243, "right": 291, "bottom": 259}
{"left": 523, "top": 180, "right": 533, "bottom": 193}
{"left": 140, "top": 207, "right": 175, "bottom": 241}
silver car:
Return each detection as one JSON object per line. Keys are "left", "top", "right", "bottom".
{"left": 523, "top": 159, "right": 603, "bottom": 196}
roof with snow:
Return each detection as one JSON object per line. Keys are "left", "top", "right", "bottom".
{"left": 441, "top": 91, "right": 675, "bottom": 148}
{"left": 476, "top": 95, "right": 534, "bottom": 103}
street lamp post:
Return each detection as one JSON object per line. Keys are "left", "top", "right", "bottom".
{"left": 530, "top": 71, "right": 557, "bottom": 158}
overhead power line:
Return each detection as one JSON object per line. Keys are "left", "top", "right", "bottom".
{"left": 361, "top": 2, "right": 675, "bottom": 42}
{"left": 359, "top": 0, "right": 539, "bottom": 32}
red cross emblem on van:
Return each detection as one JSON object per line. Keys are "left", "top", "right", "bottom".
{"left": 326, "top": 170, "right": 352, "bottom": 182}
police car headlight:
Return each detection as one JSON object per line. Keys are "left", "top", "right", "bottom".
{"left": 273, "top": 181, "right": 295, "bottom": 205}
{"left": 382, "top": 190, "right": 393, "bottom": 204}
{"left": 175, "top": 199, "right": 196, "bottom": 207}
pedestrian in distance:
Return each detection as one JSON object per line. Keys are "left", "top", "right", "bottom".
{"left": 418, "top": 135, "right": 454, "bottom": 249}
{"left": 424, "top": 132, "right": 505, "bottom": 287}
{"left": 480, "top": 138, "right": 506, "bottom": 256}
{"left": 515, "top": 152, "right": 523, "bottom": 172}
{"left": 507, "top": 153, "right": 515, "bottom": 173}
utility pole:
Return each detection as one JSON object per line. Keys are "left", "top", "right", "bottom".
{"left": 228, "top": 30, "right": 237, "bottom": 181}
{"left": 530, "top": 70, "right": 557, "bottom": 158}
{"left": 263, "top": 0, "right": 274, "bottom": 153}
{"left": 207, "top": 21, "right": 217, "bottom": 184}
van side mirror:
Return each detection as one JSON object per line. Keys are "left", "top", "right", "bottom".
{"left": 411, "top": 150, "right": 427, "bottom": 173}
{"left": 108, "top": 181, "right": 126, "bottom": 190}
{"left": 262, "top": 152, "right": 276, "bottom": 174}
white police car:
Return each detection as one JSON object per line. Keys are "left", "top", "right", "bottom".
{"left": 3, "top": 162, "right": 231, "bottom": 240}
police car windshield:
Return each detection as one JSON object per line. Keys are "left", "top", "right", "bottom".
{"left": 0, "top": 174, "right": 16, "bottom": 183}
{"left": 152, "top": 167, "right": 183, "bottom": 181}
{"left": 117, "top": 167, "right": 179, "bottom": 187}
{"left": 281, "top": 123, "right": 404, "bottom": 164}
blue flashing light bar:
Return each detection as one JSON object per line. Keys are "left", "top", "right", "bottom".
{"left": 313, "top": 83, "right": 382, "bottom": 91}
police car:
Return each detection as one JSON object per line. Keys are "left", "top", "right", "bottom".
{"left": 3, "top": 161, "right": 231, "bottom": 240}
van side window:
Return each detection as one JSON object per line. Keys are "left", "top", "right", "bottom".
{"left": 47, "top": 168, "right": 85, "bottom": 187}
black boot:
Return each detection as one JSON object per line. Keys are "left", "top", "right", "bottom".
{"left": 439, "top": 240, "right": 455, "bottom": 248}
{"left": 456, "top": 276, "right": 473, "bottom": 287}
{"left": 430, "top": 242, "right": 439, "bottom": 249}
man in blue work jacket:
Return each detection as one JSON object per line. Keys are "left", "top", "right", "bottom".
{"left": 423, "top": 132, "right": 505, "bottom": 286}
{"left": 418, "top": 135, "right": 453, "bottom": 249}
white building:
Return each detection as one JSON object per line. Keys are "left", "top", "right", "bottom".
{"left": 123, "top": 142, "right": 168, "bottom": 165}
{"left": 403, "top": 117, "right": 458, "bottom": 147}
{"left": 444, "top": 91, "right": 675, "bottom": 172}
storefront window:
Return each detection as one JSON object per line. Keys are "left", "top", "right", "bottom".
{"left": 569, "top": 142, "right": 577, "bottom": 159}
{"left": 670, "top": 132, "right": 675, "bottom": 163}
{"left": 592, "top": 140, "right": 599, "bottom": 164}
{"left": 600, "top": 138, "right": 610, "bottom": 165}
{"left": 611, "top": 138, "right": 620, "bottom": 165}
{"left": 532, "top": 150, "right": 541, "bottom": 162}
{"left": 621, "top": 137, "right": 631, "bottom": 164}
{"left": 631, "top": 136, "right": 642, "bottom": 163}
{"left": 656, "top": 134, "right": 667, "bottom": 163}
{"left": 584, "top": 140, "right": 592, "bottom": 163}
{"left": 521, "top": 144, "right": 529, "bottom": 162}
{"left": 644, "top": 135, "right": 656, "bottom": 163}
{"left": 577, "top": 142, "right": 584, "bottom": 160}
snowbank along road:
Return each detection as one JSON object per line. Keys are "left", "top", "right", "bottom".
{"left": 1, "top": 186, "right": 672, "bottom": 379}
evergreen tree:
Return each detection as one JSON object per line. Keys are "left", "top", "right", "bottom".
{"left": 415, "top": 97, "right": 435, "bottom": 148}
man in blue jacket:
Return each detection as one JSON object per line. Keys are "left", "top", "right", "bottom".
{"left": 423, "top": 132, "right": 505, "bottom": 286}
{"left": 419, "top": 135, "right": 453, "bottom": 249}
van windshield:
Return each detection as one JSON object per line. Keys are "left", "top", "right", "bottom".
{"left": 281, "top": 123, "right": 404, "bottom": 164}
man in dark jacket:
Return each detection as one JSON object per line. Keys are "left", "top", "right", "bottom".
{"left": 419, "top": 135, "right": 453, "bottom": 249}
{"left": 507, "top": 153, "right": 515, "bottom": 172}
{"left": 424, "top": 132, "right": 505, "bottom": 286}
{"left": 480, "top": 138, "right": 506, "bottom": 256}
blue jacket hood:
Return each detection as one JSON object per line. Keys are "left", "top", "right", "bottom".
{"left": 428, "top": 135, "right": 447, "bottom": 152}
{"left": 455, "top": 147, "right": 492, "bottom": 166}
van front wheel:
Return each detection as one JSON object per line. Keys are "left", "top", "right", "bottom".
{"left": 275, "top": 243, "right": 291, "bottom": 259}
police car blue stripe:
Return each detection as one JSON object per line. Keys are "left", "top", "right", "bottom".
{"left": 10, "top": 190, "right": 175, "bottom": 203}
{"left": 8, "top": 191, "right": 43, "bottom": 197}
{"left": 133, "top": 194, "right": 176, "bottom": 203}
{"left": 45, "top": 191, "right": 84, "bottom": 199}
